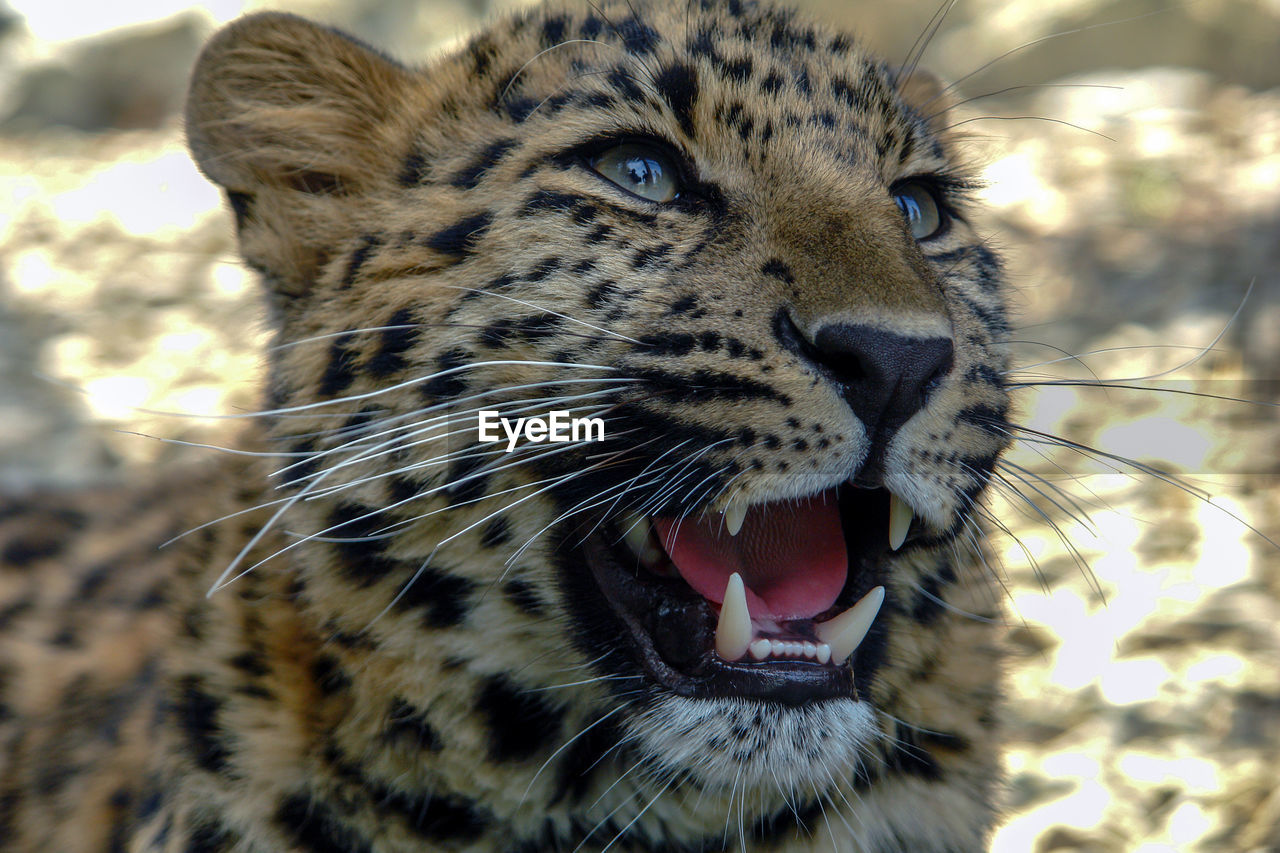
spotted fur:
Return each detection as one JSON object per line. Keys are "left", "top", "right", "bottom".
{"left": 1, "top": 1, "right": 1014, "bottom": 850}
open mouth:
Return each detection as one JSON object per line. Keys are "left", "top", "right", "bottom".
{"left": 577, "top": 485, "right": 917, "bottom": 705}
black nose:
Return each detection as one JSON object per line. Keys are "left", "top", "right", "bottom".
{"left": 811, "top": 323, "right": 954, "bottom": 439}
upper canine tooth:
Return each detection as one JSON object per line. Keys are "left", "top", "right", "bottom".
{"left": 621, "top": 513, "right": 662, "bottom": 568}
{"left": 723, "top": 499, "right": 748, "bottom": 537}
{"left": 814, "top": 586, "right": 885, "bottom": 665}
{"left": 715, "top": 572, "right": 753, "bottom": 661}
{"left": 889, "top": 493, "right": 912, "bottom": 551}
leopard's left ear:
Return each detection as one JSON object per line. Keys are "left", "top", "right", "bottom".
{"left": 186, "top": 13, "right": 420, "bottom": 293}
{"left": 890, "top": 66, "right": 950, "bottom": 135}
{"left": 186, "top": 12, "right": 418, "bottom": 195}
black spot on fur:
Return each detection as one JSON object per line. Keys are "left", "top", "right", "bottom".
{"left": 399, "top": 144, "right": 429, "bottom": 187}
{"left": 607, "top": 66, "right": 647, "bottom": 104}
{"left": 956, "top": 403, "right": 1009, "bottom": 432}
{"left": 541, "top": 15, "right": 568, "bottom": 47}
{"left": 887, "top": 730, "right": 944, "bottom": 782}
{"left": 326, "top": 502, "right": 399, "bottom": 586}
{"left": 476, "top": 675, "right": 564, "bottom": 762}
{"left": 311, "top": 654, "right": 351, "bottom": 696}
{"left": 617, "top": 17, "right": 660, "bottom": 55}
{"left": 229, "top": 650, "right": 270, "bottom": 678}
{"left": 761, "top": 258, "right": 794, "bottom": 283}
{"left": 444, "top": 451, "right": 490, "bottom": 506}
{"left": 340, "top": 234, "right": 383, "bottom": 289}
{"left": 385, "top": 698, "right": 443, "bottom": 751}
{"left": 522, "top": 189, "right": 582, "bottom": 216}
{"left": 831, "top": 76, "right": 862, "bottom": 108}
{"left": 452, "top": 138, "right": 519, "bottom": 189}
{"left": 382, "top": 789, "right": 490, "bottom": 842}
{"left": 425, "top": 212, "right": 493, "bottom": 257}
{"left": 724, "top": 56, "right": 753, "bottom": 82}
{"left": 632, "top": 243, "right": 672, "bottom": 268}
{"left": 526, "top": 256, "right": 562, "bottom": 281}
{"left": 173, "top": 675, "right": 232, "bottom": 775}
{"left": 468, "top": 33, "right": 496, "bottom": 76}
{"left": 631, "top": 366, "right": 792, "bottom": 405}
{"left": 422, "top": 348, "right": 471, "bottom": 400}
{"left": 637, "top": 332, "right": 697, "bottom": 357}
{"left": 911, "top": 564, "right": 956, "bottom": 624}
{"left": 480, "top": 516, "right": 512, "bottom": 547}
{"left": 654, "top": 62, "right": 700, "bottom": 137}
{"left": 280, "top": 440, "right": 317, "bottom": 488}
{"left": 278, "top": 793, "right": 374, "bottom": 853}
{"left": 319, "top": 332, "right": 357, "bottom": 398}
{"left": 366, "top": 308, "right": 419, "bottom": 377}
{"left": 668, "top": 294, "right": 698, "bottom": 314}
{"left": 502, "top": 579, "right": 545, "bottom": 616}
{"left": 391, "top": 564, "right": 476, "bottom": 628}
{"left": 1, "top": 534, "right": 62, "bottom": 566}
{"left": 188, "top": 818, "right": 236, "bottom": 853}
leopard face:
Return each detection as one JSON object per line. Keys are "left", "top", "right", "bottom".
{"left": 177, "top": 0, "right": 1010, "bottom": 847}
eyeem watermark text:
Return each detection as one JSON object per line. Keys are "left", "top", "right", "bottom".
{"left": 478, "top": 410, "right": 605, "bottom": 452}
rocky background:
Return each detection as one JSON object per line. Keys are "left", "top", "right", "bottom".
{"left": 1, "top": 0, "right": 1277, "bottom": 849}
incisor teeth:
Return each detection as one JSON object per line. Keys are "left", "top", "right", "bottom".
{"left": 620, "top": 513, "right": 663, "bottom": 569}
{"left": 889, "top": 493, "right": 912, "bottom": 551}
{"left": 749, "top": 639, "right": 772, "bottom": 660}
{"left": 814, "top": 586, "right": 886, "bottom": 665}
{"left": 715, "top": 573, "right": 753, "bottom": 661}
{"left": 723, "top": 500, "right": 748, "bottom": 537}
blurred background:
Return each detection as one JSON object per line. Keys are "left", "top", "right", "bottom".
{"left": 0, "top": 0, "right": 1277, "bottom": 849}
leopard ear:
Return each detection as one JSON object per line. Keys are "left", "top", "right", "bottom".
{"left": 891, "top": 66, "right": 950, "bottom": 134}
{"left": 185, "top": 13, "right": 419, "bottom": 293}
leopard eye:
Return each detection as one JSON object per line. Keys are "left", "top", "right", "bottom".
{"left": 590, "top": 143, "right": 680, "bottom": 203}
{"left": 892, "top": 181, "right": 945, "bottom": 240}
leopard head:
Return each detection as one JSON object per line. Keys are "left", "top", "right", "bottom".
{"left": 187, "top": 0, "right": 1010, "bottom": 845}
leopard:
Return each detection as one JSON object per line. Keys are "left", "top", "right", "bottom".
{"left": 0, "top": 0, "right": 1016, "bottom": 849}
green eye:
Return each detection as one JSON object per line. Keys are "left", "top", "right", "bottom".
{"left": 893, "top": 181, "right": 944, "bottom": 240}
{"left": 591, "top": 143, "right": 680, "bottom": 203}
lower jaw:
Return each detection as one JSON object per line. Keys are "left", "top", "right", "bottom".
{"left": 567, "top": 487, "right": 894, "bottom": 707}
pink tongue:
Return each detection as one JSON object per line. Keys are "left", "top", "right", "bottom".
{"left": 651, "top": 491, "right": 846, "bottom": 620}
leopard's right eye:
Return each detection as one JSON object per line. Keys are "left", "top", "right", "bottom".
{"left": 590, "top": 143, "right": 681, "bottom": 203}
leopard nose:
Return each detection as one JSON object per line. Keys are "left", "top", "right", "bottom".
{"left": 811, "top": 323, "right": 954, "bottom": 439}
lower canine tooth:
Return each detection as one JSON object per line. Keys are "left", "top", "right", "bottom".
{"left": 814, "top": 586, "right": 886, "bottom": 665}
{"left": 715, "top": 573, "right": 753, "bottom": 661}
{"left": 889, "top": 493, "right": 912, "bottom": 551}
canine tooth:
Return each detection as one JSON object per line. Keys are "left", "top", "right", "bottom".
{"left": 814, "top": 586, "right": 886, "bottom": 665}
{"left": 749, "top": 639, "right": 772, "bottom": 660}
{"left": 621, "top": 513, "right": 663, "bottom": 568}
{"left": 816, "top": 643, "right": 832, "bottom": 664}
{"left": 889, "top": 493, "right": 913, "bottom": 551}
{"left": 724, "top": 500, "right": 748, "bottom": 537}
{"left": 715, "top": 573, "right": 753, "bottom": 661}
